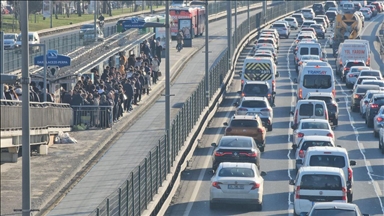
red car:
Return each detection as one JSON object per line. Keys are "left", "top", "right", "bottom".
{"left": 371, "top": 2, "right": 383, "bottom": 13}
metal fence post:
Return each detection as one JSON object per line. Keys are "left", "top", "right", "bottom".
{"left": 126, "top": 180, "right": 129, "bottom": 216}
{"left": 131, "top": 172, "right": 135, "bottom": 216}
{"left": 106, "top": 198, "right": 110, "bottom": 216}
{"left": 145, "top": 158, "right": 148, "bottom": 209}
{"left": 96, "top": 208, "right": 100, "bottom": 216}
{"left": 138, "top": 165, "right": 141, "bottom": 215}
{"left": 150, "top": 151, "right": 153, "bottom": 201}
{"left": 118, "top": 188, "right": 122, "bottom": 215}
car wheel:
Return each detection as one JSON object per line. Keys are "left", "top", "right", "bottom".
{"left": 367, "top": 119, "right": 374, "bottom": 128}
{"left": 254, "top": 203, "right": 262, "bottom": 211}
{"left": 268, "top": 125, "right": 273, "bottom": 132}
{"left": 333, "top": 118, "right": 338, "bottom": 126}
{"left": 259, "top": 146, "right": 265, "bottom": 153}
{"left": 210, "top": 201, "right": 218, "bottom": 209}
{"left": 381, "top": 144, "right": 384, "bottom": 154}
{"left": 347, "top": 192, "right": 353, "bottom": 203}
{"left": 375, "top": 131, "right": 379, "bottom": 138}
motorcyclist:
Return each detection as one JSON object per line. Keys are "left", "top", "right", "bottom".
{"left": 98, "top": 14, "right": 105, "bottom": 28}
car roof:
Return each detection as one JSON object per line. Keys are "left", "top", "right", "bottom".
{"left": 297, "top": 99, "right": 327, "bottom": 104}
{"left": 301, "top": 135, "right": 334, "bottom": 142}
{"left": 361, "top": 69, "right": 380, "bottom": 73}
{"left": 221, "top": 162, "right": 253, "bottom": 169}
{"left": 356, "top": 84, "right": 381, "bottom": 89}
{"left": 242, "top": 96, "right": 267, "bottom": 101}
{"left": 361, "top": 80, "right": 384, "bottom": 83}
{"left": 300, "top": 119, "right": 329, "bottom": 123}
{"left": 311, "top": 202, "right": 359, "bottom": 210}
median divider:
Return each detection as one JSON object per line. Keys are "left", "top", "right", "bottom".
{"left": 142, "top": 2, "right": 320, "bottom": 216}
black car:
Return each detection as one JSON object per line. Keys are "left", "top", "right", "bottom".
{"left": 310, "top": 24, "right": 326, "bottom": 39}
{"left": 325, "top": 1, "right": 337, "bottom": 11}
{"left": 312, "top": 3, "right": 325, "bottom": 15}
{"left": 306, "top": 93, "right": 340, "bottom": 125}
{"left": 211, "top": 136, "right": 261, "bottom": 172}
{"left": 325, "top": 11, "right": 337, "bottom": 22}
{"left": 366, "top": 94, "right": 384, "bottom": 128}
{"left": 240, "top": 81, "right": 275, "bottom": 105}
{"left": 351, "top": 85, "right": 381, "bottom": 112}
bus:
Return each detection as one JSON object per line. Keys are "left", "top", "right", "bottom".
{"left": 169, "top": 5, "right": 206, "bottom": 39}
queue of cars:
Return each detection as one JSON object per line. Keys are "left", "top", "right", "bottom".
{"left": 208, "top": 1, "right": 381, "bottom": 214}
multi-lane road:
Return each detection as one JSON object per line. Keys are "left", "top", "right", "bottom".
{"left": 165, "top": 13, "right": 384, "bottom": 216}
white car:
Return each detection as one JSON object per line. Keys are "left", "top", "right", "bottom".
{"left": 308, "top": 203, "right": 369, "bottom": 216}
{"left": 292, "top": 119, "right": 335, "bottom": 147}
{"left": 295, "top": 32, "right": 317, "bottom": 44}
{"left": 236, "top": 96, "right": 274, "bottom": 131}
{"left": 294, "top": 136, "right": 337, "bottom": 171}
{"left": 283, "top": 17, "right": 299, "bottom": 30}
{"left": 301, "top": 8, "right": 315, "bottom": 19}
{"left": 345, "top": 66, "right": 371, "bottom": 88}
{"left": 360, "top": 90, "right": 383, "bottom": 118}
{"left": 353, "top": 76, "right": 378, "bottom": 90}
{"left": 210, "top": 162, "right": 266, "bottom": 210}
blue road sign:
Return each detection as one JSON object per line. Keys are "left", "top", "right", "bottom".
{"left": 122, "top": 17, "right": 146, "bottom": 29}
{"left": 34, "top": 50, "right": 71, "bottom": 67}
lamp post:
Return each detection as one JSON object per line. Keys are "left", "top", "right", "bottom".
{"left": 227, "top": 1, "right": 232, "bottom": 70}
{"left": 234, "top": 2, "right": 237, "bottom": 46}
{"left": 94, "top": 1, "right": 97, "bottom": 42}
{"left": 0, "top": 31, "right": 4, "bottom": 99}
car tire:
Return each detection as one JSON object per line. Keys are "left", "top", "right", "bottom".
{"left": 375, "top": 131, "right": 379, "bottom": 138}
{"left": 347, "top": 192, "right": 353, "bottom": 203}
{"left": 379, "top": 139, "right": 382, "bottom": 149}
{"left": 209, "top": 201, "right": 218, "bottom": 210}
{"left": 254, "top": 203, "right": 262, "bottom": 211}
{"left": 333, "top": 118, "right": 338, "bottom": 126}
{"left": 259, "top": 146, "right": 265, "bottom": 153}
{"left": 268, "top": 125, "right": 273, "bottom": 132}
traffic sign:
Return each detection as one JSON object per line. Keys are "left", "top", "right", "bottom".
{"left": 122, "top": 17, "right": 146, "bottom": 29}
{"left": 34, "top": 50, "right": 71, "bottom": 67}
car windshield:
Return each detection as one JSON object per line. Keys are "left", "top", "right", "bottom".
{"left": 230, "top": 120, "right": 258, "bottom": 128}
{"left": 309, "top": 155, "right": 346, "bottom": 168}
{"left": 218, "top": 168, "right": 255, "bottom": 177}
{"left": 285, "top": 18, "right": 294, "bottom": 21}
{"left": 303, "top": 75, "right": 332, "bottom": 89}
{"left": 4, "top": 35, "right": 15, "bottom": 39}
{"left": 301, "top": 122, "right": 329, "bottom": 129}
{"left": 356, "top": 86, "right": 380, "bottom": 93}
{"left": 301, "top": 141, "right": 333, "bottom": 150}
{"left": 374, "top": 98, "right": 384, "bottom": 104}
{"left": 272, "top": 24, "right": 285, "bottom": 28}
{"left": 242, "top": 100, "right": 267, "bottom": 108}
{"left": 361, "top": 71, "right": 380, "bottom": 77}
{"left": 219, "top": 138, "right": 253, "bottom": 148}
{"left": 17, "top": 34, "right": 33, "bottom": 41}
{"left": 310, "top": 209, "right": 357, "bottom": 216}
{"left": 350, "top": 67, "right": 369, "bottom": 73}
{"left": 81, "top": 25, "right": 94, "bottom": 29}
{"left": 300, "top": 174, "right": 342, "bottom": 190}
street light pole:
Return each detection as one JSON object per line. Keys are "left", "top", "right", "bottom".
{"left": 20, "top": 1, "right": 32, "bottom": 216}
{"left": 0, "top": 31, "right": 4, "bottom": 99}
{"left": 247, "top": 0, "right": 250, "bottom": 34}
{"left": 165, "top": 0, "right": 171, "bottom": 171}
{"left": 234, "top": 2, "right": 237, "bottom": 46}
{"left": 204, "top": 0, "right": 209, "bottom": 106}
{"left": 227, "top": 0, "right": 232, "bottom": 70}
{"left": 94, "top": 1, "right": 97, "bottom": 42}
{"left": 263, "top": 1, "right": 267, "bottom": 25}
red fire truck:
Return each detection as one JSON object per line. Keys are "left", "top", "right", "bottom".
{"left": 169, "top": 6, "right": 206, "bottom": 39}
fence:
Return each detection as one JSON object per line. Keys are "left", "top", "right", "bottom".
{"left": 0, "top": 100, "right": 73, "bottom": 130}
{"left": 72, "top": 105, "right": 114, "bottom": 130}
{"left": 89, "top": 1, "right": 318, "bottom": 216}
{"left": 379, "top": 22, "right": 384, "bottom": 61}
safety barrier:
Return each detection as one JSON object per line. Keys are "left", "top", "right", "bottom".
{"left": 89, "top": 1, "right": 318, "bottom": 216}
{"left": 71, "top": 105, "right": 114, "bottom": 130}
{"left": 0, "top": 100, "right": 73, "bottom": 131}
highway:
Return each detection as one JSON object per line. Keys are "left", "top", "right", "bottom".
{"left": 164, "top": 13, "right": 384, "bottom": 216}
{"left": 46, "top": 5, "right": 268, "bottom": 216}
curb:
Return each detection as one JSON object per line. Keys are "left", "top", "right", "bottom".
{"left": 143, "top": 4, "right": 313, "bottom": 216}
{"left": 36, "top": 3, "right": 265, "bottom": 215}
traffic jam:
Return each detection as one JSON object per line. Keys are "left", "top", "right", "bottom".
{"left": 206, "top": 1, "right": 384, "bottom": 215}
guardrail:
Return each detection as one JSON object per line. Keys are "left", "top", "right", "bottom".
{"left": 3, "top": 1, "right": 253, "bottom": 75}
{"left": 89, "top": 1, "right": 318, "bottom": 216}
{"left": 0, "top": 100, "right": 73, "bottom": 131}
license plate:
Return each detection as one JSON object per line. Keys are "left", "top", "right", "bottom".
{"left": 228, "top": 184, "right": 244, "bottom": 189}
{"left": 247, "top": 112, "right": 258, "bottom": 115}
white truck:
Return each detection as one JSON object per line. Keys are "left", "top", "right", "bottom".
{"left": 336, "top": 42, "right": 370, "bottom": 75}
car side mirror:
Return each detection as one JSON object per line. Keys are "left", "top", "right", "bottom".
{"left": 296, "top": 159, "right": 303, "bottom": 165}
{"left": 350, "top": 160, "right": 356, "bottom": 166}
{"left": 293, "top": 78, "right": 298, "bottom": 83}
{"left": 276, "top": 71, "right": 280, "bottom": 77}
{"left": 211, "top": 143, "right": 217, "bottom": 147}
{"left": 223, "top": 122, "right": 228, "bottom": 126}
{"left": 260, "top": 171, "right": 267, "bottom": 176}
{"left": 337, "top": 145, "right": 342, "bottom": 147}
{"left": 289, "top": 179, "right": 295, "bottom": 185}
{"left": 336, "top": 98, "right": 340, "bottom": 102}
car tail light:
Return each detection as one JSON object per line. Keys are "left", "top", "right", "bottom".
{"left": 226, "top": 127, "right": 232, "bottom": 132}
{"left": 250, "top": 182, "right": 260, "bottom": 190}
{"left": 327, "top": 133, "right": 334, "bottom": 138}
{"left": 348, "top": 167, "right": 353, "bottom": 181}
{"left": 371, "top": 104, "right": 379, "bottom": 108}
{"left": 257, "top": 128, "right": 264, "bottom": 134}
{"left": 299, "top": 150, "right": 305, "bottom": 158}
{"left": 344, "top": 67, "right": 350, "bottom": 71}
{"left": 214, "top": 151, "right": 232, "bottom": 157}
{"left": 298, "top": 88, "right": 303, "bottom": 99}
{"left": 378, "top": 117, "right": 384, "bottom": 122}
{"left": 349, "top": 74, "right": 355, "bottom": 77}
{"left": 212, "top": 181, "right": 222, "bottom": 189}
{"left": 240, "top": 151, "right": 257, "bottom": 157}
{"left": 295, "top": 186, "right": 300, "bottom": 199}
{"left": 261, "top": 108, "right": 271, "bottom": 112}
{"left": 342, "top": 187, "right": 347, "bottom": 201}
{"left": 298, "top": 132, "right": 304, "bottom": 138}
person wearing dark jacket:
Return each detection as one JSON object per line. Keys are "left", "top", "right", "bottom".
{"left": 155, "top": 41, "right": 163, "bottom": 65}
{"left": 133, "top": 76, "right": 141, "bottom": 105}
{"left": 138, "top": 72, "right": 145, "bottom": 101}
{"left": 123, "top": 80, "right": 134, "bottom": 112}
{"left": 71, "top": 91, "right": 84, "bottom": 125}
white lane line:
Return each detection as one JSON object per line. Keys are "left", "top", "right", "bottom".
{"left": 323, "top": 31, "right": 384, "bottom": 214}
{"left": 286, "top": 36, "right": 296, "bottom": 216}
{"left": 182, "top": 46, "right": 254, "bottom": 216}
{"left": 366, "top": 161, "right": 373, "bottom": 173}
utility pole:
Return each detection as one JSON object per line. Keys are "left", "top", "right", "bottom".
{"left": 50, "top": 1, "right": 53, "bottom": 28}
{"left": 20, "top": 2, "right": 32, "bottom": 216}
{"left": 227, "top": 0, "right": 232, "bottom": 70}
{"left": 0, "top": 31, "right": 4, "bottom": 99}
{"left": 263, "top": 1, "right": 267, "bottom": 25}
{"left": 234, "top": 2, "right": 237, "bottom": 47}
{"left": 165, "top": 0, "right": 171, "bottom": 171}
{"left": 94, "top": 1, "right": 97, "bottom": 42}
{"left": 204, "top": 0, "right": 209, "bottom": 106}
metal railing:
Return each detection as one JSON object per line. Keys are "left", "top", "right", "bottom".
{"left": 0, "top": 100, "right": 73, "bottom": 130}
{"left": 379, "top": 22, "right": 384, "bottom": 61}
{"left": 89, "top": 1, "right": 318, "bottom": 216}
{"left": 72, "top": 105, "right": 114, "bottom": 130}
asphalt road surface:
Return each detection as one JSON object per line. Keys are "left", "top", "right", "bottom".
{"left": 165, "top": 13, "right": 384, "bottom": 216}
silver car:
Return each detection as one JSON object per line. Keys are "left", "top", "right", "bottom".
{"left": 236, "top": 96, "right": 274, "bottom": 131}
{"left": 360, "top": 90, "right": 384, "bottom": 118}
{"left": 345, "top": 66, "right": 371, "bottom": 88}
{"left": 360, "top": 8, "right": 372, "bottom": 20}
{"left": 3, "top": 33, "right": 18, "bottom": 50}
{"left": 270, "top": 22, "right": 290, "bottom": 39}
{"left": 379, "top": 127, "right": 384, "bottom": 154}
{"left": 373, "top": 106, "right": 384, "bottom": 137}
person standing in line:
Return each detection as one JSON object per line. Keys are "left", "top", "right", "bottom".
{"left": 155, "top": 40, "right": 163, "bottom": 65}
{"left": 151, "top": 56, "right": 160, "bottom": 84}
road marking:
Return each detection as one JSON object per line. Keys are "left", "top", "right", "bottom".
{"left": 286, "top": 35, "right": 296, "bottom": 216}
{"left": 366, "top": 161, "right": 373, "bottom": 173}
{"left": 182, "top": 46, "right": 254, "bottom": 216}
{"left": 324, "top": 30, "right": 384, "bottom": 214}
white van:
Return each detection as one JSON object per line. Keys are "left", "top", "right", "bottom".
{"left": 295, "top": 42, "right": 323, "bottom": 66}
{"left": 15, "top": 32, "right": 40, "bottom": 53}
{"left": 343, "top": 39, "right": 372, "bottom": 65}
{"left": 240, "top": 57, "right": 279, "bottom": 92}
{"left": 342, "top": 2, "right": 355, "bottom": 13}
{"left": 296, "top": 65, "right": 335, "bottom": 101}
{"left": 299, "top": 146, "right": 357, "bottom": 202}
{"left": 336, "top": 42, "right": 370, "bottom": 74}
{"left": 290, "top": 100, "right": 329, "bottom": 130}
{"left": 290, "top": 166, "right": 348, "bottom": 215}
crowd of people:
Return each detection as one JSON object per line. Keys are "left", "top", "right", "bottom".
{"left": 2, "top": 38, "right": 164, "bottom": 129}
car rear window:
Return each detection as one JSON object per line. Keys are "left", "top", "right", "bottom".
{"left": 308, "top": 96, "right": 333, "bottom": 103}
{"left": 301, "top": 121, "right": 329, "bottom": 129}
{"left": 241, "top": 100, "right": 267, "bottom": 108}
{"left": 258, "top": 39, "right": 272, "bottom": 44}
{"left": 286, "top": 18, "right": 294, "bottom": 21}
{"left": 300, "top": 47, "right": 309, "bottom": 55}
{"left": 346, "top": 62, "right": 365, "bottom": 67}
{"left": 309, "top": 155, "right": 346, "bottom": 168}
{"left": 310, "top": 47, "right": 320, "bottom": 55}
{"left": 310, "top": 209, "right": 357, "bottom": 216}
{"left": 374, "top": 97, "right": 384, "bottom": 104}
{"left": 326, "top": 12, "right": 336, "bottom": 18}
{"left": 272, "top": 24, "right": 285, "bottom": 28}
{"left": 361, "top": 71, "right": 380, "bottom": 77}
{"left": 301, "top": 141, "right": 333, "bottom": 150}
{"left": 292, "top": 15, "right": 303, "bottom": 20}
{"left": 303, "top": 75, "right": 332, "bottom": 89}
{"left": 302, "top": 9, "right": 311, "bottom": 12}
{"left": 356, "top": 86, "right": 380, "bottom": 93}
{"left": 299, "top": 104, "right": 314, "bottom": 116}
{"left": 219, "top": 138, "right": 253, "bottom": 148}
{"left": 314, "top": 18, "right": 324, "bottom": 23}
{"left": 315, "top": 104, "right": 325, "bottom": 116}
{"left": 300, "top": 174, "right": 342, "bottom": 190}
{"left": 230, "top": 120, "right": 258, "bottom": 127}
{"left": 218, "top": 168, "right": 255, "bottom": 177}
{"left": 363, "top": 82, "right": 384, "bottom": 87}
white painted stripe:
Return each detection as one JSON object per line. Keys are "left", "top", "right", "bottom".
{"left": 357, "top": 142, "right": 365, "bottom": 153}
{"left": 366, "top": 161, "right": 373, "bottom": 173}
